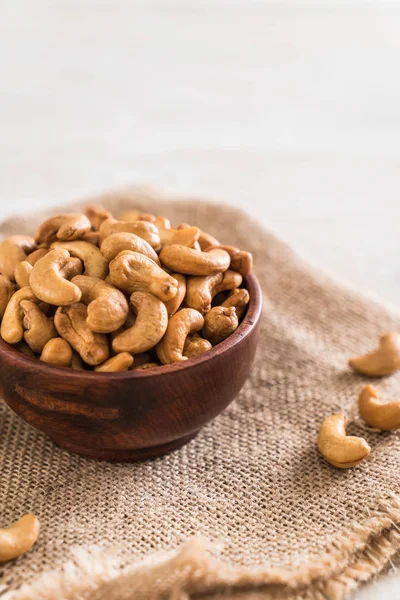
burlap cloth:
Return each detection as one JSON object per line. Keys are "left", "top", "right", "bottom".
{"left": 1, "top": 187, "right": 400, "bottom": 600}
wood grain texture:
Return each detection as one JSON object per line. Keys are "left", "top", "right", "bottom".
{"left": 0, "top": 274, "right": 261, "bottom": 462}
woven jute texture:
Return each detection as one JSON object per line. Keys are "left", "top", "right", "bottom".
{"left": 1, "top": 187, "right": 400, "bottom": 600}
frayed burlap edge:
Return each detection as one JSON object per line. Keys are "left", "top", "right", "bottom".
{"left": 3, "top": 494, "right": 400, "bottom": 600}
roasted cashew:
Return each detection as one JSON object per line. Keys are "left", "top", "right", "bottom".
{"left": 164, "top": 274, "right": 186, "bottom": 316}
{"left": 112, "top": 291, "right": 168, "bottom": 354}
{"left": 82, "top": 231, "right": 100, "bottom": 246}
{"left": 222, "top": 288, "right": 250, "bottom": 320}
{"left": 132, "top": 362, "right": 160, "bottom": 370}
{"left": 55, "top": 303, "right": 109, "bottom": 365}
{"left": 209, "top": 245, "right": 253, "bottom": 277}
{"left": 1, "top": 287, "right": 39, "bottom": 344}
{"left": 318, "top": 413, "right": 371, "bottom": 468}
{"left": 25, "top": 248, "right": 49, "bottom": 266}
{"left": 85, "top": 204, "right": 113, "bottom": 230}
{"left": 0, "top": 235, "right": 36, "bottom": 280}
{"left": 0, "top": 274, "right": 15, "bottom": 319}
{"left": 40, "top": 337, "right": 73, "bottom": 367}
{"left": 72, "top": 275, "right": 129, "bottom": 333}
{"left": 184, "top": 273, "right": 223, "bottom": 315}
{"left": 154, "top": 216, "right": 199, "bottom": 248}
{"left": 197, "top": 230, "right": 220, "bottom": 251}
{"left": 213, "top": 269, "right": 243, "bottom": 297}
{"left": 183, "top": 333, "right": 212, "bottom": 358}
{"left": 20, "top": 300, "right": 57, "bottom": 353}
{"left": 95, "top": 352, "right": 134, "bottom": 372}
{"left": 14, "top": 261, "right": 33, "bottom": 288}
{"left": 0, "top": 514, "right": 40, "bottom": 562}
{"left": 118, "top": 210, "right": 157, "bottom": 223}
{"left": 160, "top": 245, "right": 230, "bottom": 276}
{"left": 34, "top": 213, "right": 91, "bottom": 245}
{"left": 349, "top": 333, "right": 400, "bottom": 377}
{"left": 156, "top": 308, "right": 204, "bottom": 364}
{"left": 51, "top": 241, "right": 108, "bottom": 279}
{"left": 359, "top": 385, "right": 400, "bottom": 430}
{"left": 99, "top": 218, "right": 161, "bottom": 249}
{"left": 100, "top": 232, "right": 160, "bottom": 265}
{"left": 30, "top": 248, "right": 82, "bottom": 306}
{"left": 202, "top": 306, "right": 238, "bottom": 345}
{"left": 109, "top": 251, "right": 178, "bottom": 301}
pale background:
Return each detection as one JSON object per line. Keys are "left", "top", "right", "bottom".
{"left": 1, "top": 1, "right": 400, "bottom": 597}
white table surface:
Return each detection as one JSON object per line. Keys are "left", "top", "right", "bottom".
{"left": 1, "top": 1, "right": 400, "bottom": 597}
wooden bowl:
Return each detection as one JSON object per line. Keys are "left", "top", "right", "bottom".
{"left": 0, "top": 274, "right": 262, "bottom": 462}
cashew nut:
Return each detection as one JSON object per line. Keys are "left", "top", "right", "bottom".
{"left": 51, "top": 241, "right": 108, "bottom": 279}
{"left": 164, "top": 273, "right": 186, "bottom": 316}
{"left": 154, "top": 216, "right": 200, "bottom": 248}
{"left": 40, "top": 337, "right": 73, "bottom": 367}
{"left": 112, "top": 291, "right": 168, "bottom": 354}
{"left": 30, "top": 248, "right": 82, "bottom": 306}
{"left": 0, "top": 236, "right": 36, "bottom": 280}
{"left": 99, "top": 218, "right": 161, "bottom": 249}
{"left": 318, "top": 413, "right": 371, "bottom": 468}
{"left": 156, "top": 308, "right": 204, "bottom": 364}
{"left": 213, "top": 269, "right": 243, "bottom": 296}
{"left": 1, "top": 287, "right": 39, "bottom": 344}
{"left": 222, "top": 288, "right": 250, "bottom": 320}
{"left": 132, "top": 361, "right": 160, "bottom": 370}
{"left": 72, "top": 275, "right": 129, "bottom": 333}
{"left": 82, "top": 231, "right": 100, "bottom": 246}
{"left": 349, "top": 333, "right": 400, "bottom": 377}
{"left": 212, "top": 245, "right": 253, "bottom": 277}
{"left": 14, "top": 261, "right": 33, "bottom": 288}
{"left": 20, "top": 300, "right": 57, "bottom": 353}
{"left": 54, "top": 303, "right": 109, "bottom": 365}
{"left": 183, "top": 333, "right": 212, "bottom": 358}
{"left": 100, "top": 232, "right": 160, "bottom": 265}
{"left": 25, "top": 248, "right": 49, "bottom": 266}
{"left": 0, "top": 274, "right": 15, "bottom": 319}
{"left": 160, "top": 245, "right": 230, "bottom": 276}
{"left": 0, "top": 514, "right": 40, "bottom": 562}
{"left": 118, "top": 210, "right": 157, "bottom": 223}
{"left": 197, "top": 230, "right": 220, "bottom": 251}
{"left": 34, "top": 213, "right": 91, "bottom": 245}
{"left": 95, "top": 352, "right": 134, "bottom": 372}
{"left": 203, "top": 306, "right": 238, "bottom": 345}
{"left": 85, "top": 204, "right": 113, "bottom": 230}
{"left": 358, "top": 385, "right": 400, "bottom": 430}
{"left": 109, "top": 251, "right": 178, "bottom": 301}
{"left": 184, "top": 273, "right": 224, "bottom": 315}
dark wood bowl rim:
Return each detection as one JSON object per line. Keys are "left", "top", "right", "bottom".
{"left": 0, "top": 274, "right": 262, "bottom": 380}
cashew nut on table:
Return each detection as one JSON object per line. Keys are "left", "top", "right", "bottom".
{"left": 0, "top": 514, "right": 40, "bottom": 563}
{"left": 0, "top": 205, "right": 252, "bottom": 370}
{"left": 318, "top": 413, "right": 371, "bottom": 469}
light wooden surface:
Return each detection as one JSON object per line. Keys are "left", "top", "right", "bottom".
{"left": 1, "top": 1, "right": 400, "bottom": 596}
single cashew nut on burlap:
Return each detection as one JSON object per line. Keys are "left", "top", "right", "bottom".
{"left": 222, "top": 288, "right": 250, "bottom": 320}
{"left": 156, "top": 308, "right": 204, "bottom": 364}
{"left": 51, "top": 241, "right": 108, "bottom": 279}
{"left": 1, "top": 287, "right": 39, "bottom": 344}
{"left": 20, "top": 300, "right": 57, "bottom": 353}
{"left": 99, "top": 218, "right": 161, "bottom": 249}
{"left": 349, "top": 333, "right": 400, "bottom": 377}
{"left": 203, "top": 306, "right": 238, "bottom": 345}
{"left": 358, "top": 385, "right": 400, "bottom": 430}
{"left": 72, "top": 275, "right": 129, "bottom": 333}
{"left": 0, "top": 236, "right": 36, "bottom": 280}
{"left": 160, "top": 245, "right": 230, "bottom": 276}
{"left": 109, "top": 251, "right": 178, "bottom": 301}
{"left": 40, "top": 337, "right": 73, "bottom": 367}
{"left": 112, "top": 291, "right": 168, "bottom": 354}
{"left": 154, "top": 216, "right": 200, "bottom": 248}
{"left": 95, "top": 352, "right": 134, "bottom": 372}
{"left": 30, "top": 248, "right": 82, "bottom": 305}
{"left": 34, "top": 213, "right": 91, "bottom": 245}
{"left": 185, "top": 273, "right": 224, "bottom": 315}
{"left": 0, "top": 274, "right": 15, "bottom": 319}
{"left": 0, "top": 514, "right": 40, "bottom": 563}
{"left": 55, "top": 303, "right": 109, "bottom": 365}
{"left": 318, "top": 413, "right": 371, "bottom": 468}
{"left": 164, "top": 274, "right": 186, "bottom": 316}
{"left": 183, "top": 333, "right": 212, "bottom": 358}
{"left": 100, "top": 232, "right": 160, "bottom": 265}
{"left": 85, "top": 204, "right": 113, "bottom": 230}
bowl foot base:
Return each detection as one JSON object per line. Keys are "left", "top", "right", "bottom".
{"left": 49, "top": 430, "right": 200, "bottom": 462}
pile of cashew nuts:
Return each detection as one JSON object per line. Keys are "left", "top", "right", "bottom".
{"left": 0, "top": 205, "right": 252, "bottom": 372}
{"left": 318, "top": 332, "right": 400, "bottom": 469}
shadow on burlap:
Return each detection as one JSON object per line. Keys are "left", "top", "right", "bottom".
{"left": 1, "top": 186, "right": 400, "bottom": 600}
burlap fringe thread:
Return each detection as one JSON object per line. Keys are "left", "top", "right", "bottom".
{"left": 2, "top": 494, "right": 400, "bottom": 600}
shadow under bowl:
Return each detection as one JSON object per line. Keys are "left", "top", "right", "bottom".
{"left": 0, "top": 274, "right": 262, "bottom": 462}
